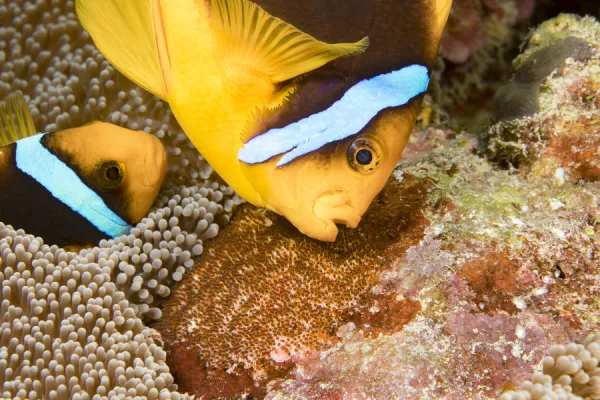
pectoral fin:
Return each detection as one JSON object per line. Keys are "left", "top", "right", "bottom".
{"left": 0, "top": 92, "right": 36, "bottom": 147}
{"left": 210, "top": 0, "right": 369, "bottom": 84}
{"left": 76, "top": 0, "right": 170, "bottom": 100}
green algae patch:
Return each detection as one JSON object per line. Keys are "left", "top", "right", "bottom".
{"left": 396, "top": 138, "right": 528, "bottom": 244}
{"left": 396, "top": 132, "right": 600, "bottom": 251}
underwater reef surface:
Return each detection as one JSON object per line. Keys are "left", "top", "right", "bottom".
{"left": 153, "top": 14, "right": 600, "bottom": 399}
{"left": 0, "top": 0, "right": 599, "bottom": 399}
{"left": 157, "top": 126, "right": 600, "bottom": 399}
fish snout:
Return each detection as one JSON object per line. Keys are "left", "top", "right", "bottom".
{"left": 311, "top": 190, "right": 362, "bottom": 241}
{"left": 143, "top": 136, "right": 168, "bottom": 187}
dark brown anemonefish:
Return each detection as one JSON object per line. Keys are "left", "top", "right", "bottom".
{"left": 0, "top": 93, "right": 167, "bottom": 247}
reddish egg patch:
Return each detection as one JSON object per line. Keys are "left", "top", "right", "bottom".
{"left": 166, "top": 342, "right": 271, "bottom": 399}
{"left": 458, "top": 253, "right": 524, "bottom": 314}
{"left": 348, "top": 295, "right": 422, "bottom": 336}
{"left": 155, "top": 176, "right": 433, "bottom": 398}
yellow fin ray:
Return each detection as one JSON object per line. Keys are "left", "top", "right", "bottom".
{"left": 76, "top": 0, "right": 170, "bottom": 100}
{"left": 211, "top": 0, "right": 370, "bottom": 84}
{"left": 435, "top": 0, "right": 453, "bottom": 34}
{"left": 0, "top": 92, "right": 36, "bottom": 147}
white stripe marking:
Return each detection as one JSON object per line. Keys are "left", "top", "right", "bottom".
{"left": 16, "top": 134, "right": 132, "bottom": 237}
{"left": 238, "top": 64, "right": 429, "bottom": 167}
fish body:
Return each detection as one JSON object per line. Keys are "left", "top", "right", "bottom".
{"left": 0, "top": 94, "right": 167, "bottom": 247}
{"left": 77, "top": 0, "right": 452, "bottom": 241}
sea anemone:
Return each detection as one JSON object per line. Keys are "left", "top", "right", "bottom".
{"left": 78, "top": 181, "right": 242, "bottom": 322}
{"left": 499, "top": 333, "right": 600, "bottom": 400}
{"left": 0, "top": 223, "right": 186, "bottom": 399}
{"left": 0, "top": 0, "right": 211, "bottom": 182}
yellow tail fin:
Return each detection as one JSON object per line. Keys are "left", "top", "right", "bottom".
{"left": 0, "top": 92, "right": 36, "bottom": 148}
{"left": 211, "top": 0, "right": 369, "bottom": 84}
{"left": 76, "top": 0, "right": 170, "bottom": 100}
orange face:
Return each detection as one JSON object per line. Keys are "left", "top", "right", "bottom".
{"left": 51, "top": 122, "right": 168, "bottom": 224}
{"left": 241, "top": 102, "right": 420, "bottom": 242}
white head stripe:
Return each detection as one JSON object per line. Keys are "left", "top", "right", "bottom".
{"left": 238, "top": 64, "right": 430, "bottom": 167}
{"left": 16, "top": 134, "right": 132, "bottom": 238}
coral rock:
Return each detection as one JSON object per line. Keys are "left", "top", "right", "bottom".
{"left": 486, "top": 14, "right": 600, "bottom": 182}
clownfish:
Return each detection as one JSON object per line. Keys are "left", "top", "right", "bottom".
{"left": 0, "top": 93, "right": 167, "bottom": 247}
{"left": 76, "top": 0, "right": 452, "bottom": 242}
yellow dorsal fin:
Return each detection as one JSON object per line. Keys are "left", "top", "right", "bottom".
{"left": 210, "top": 0, "right": 370, "bottom": 84}
{"left": 76, "top": 0, "right": 170, "bottom": 100}
{"left": 0, "top": 92, "right": 36, "bottom": 147}
{"left": 435, "top": 0, "right": 453, "bottom": 34}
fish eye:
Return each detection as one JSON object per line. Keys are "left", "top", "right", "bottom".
{"left": 356, "top": 149, "right": 373, "bottom": 165}
{"left": 347, "top": 138, "right": 382, "bottom": 173}
{"left": 94, "top": 161, "right": 125, "bottom": 190}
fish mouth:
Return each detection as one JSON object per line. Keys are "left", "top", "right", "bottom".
{"left": 143, "top": 136, "right": 168, "bottom": 187}
{"left": 312, "top": 190, "right": 362, "bottom": 242}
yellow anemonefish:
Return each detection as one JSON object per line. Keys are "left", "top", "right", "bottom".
{"left": 76, "top": 0, "right": 452, "bottom": 241}
{"left": 0, "top": 92, "right": 167, "bottom": 247}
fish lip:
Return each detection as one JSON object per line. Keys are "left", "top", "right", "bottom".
{"left": 143, "top": 136, "right": 167, "bottom": 187}
{"left": 312, "top": 190, "right": 362, "bottom": 240}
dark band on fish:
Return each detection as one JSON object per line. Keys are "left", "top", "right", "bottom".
{"left": 250, "top": 0, "right": 437, "bottom": 142}
{"left": 15, "top": 134, "right": 132, "bottom": 239}
{"left": 255, "top": 0, "right": 437, "bottom": 77}
{"left": 0, "top": 144, "right": 109, "bottom": 247}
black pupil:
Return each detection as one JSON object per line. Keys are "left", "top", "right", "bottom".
{"left": 105, "top": 165, "right": 121, "bottom": 181}
{"left": 356, "top": 149, "right": 373, "bottom": 165}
